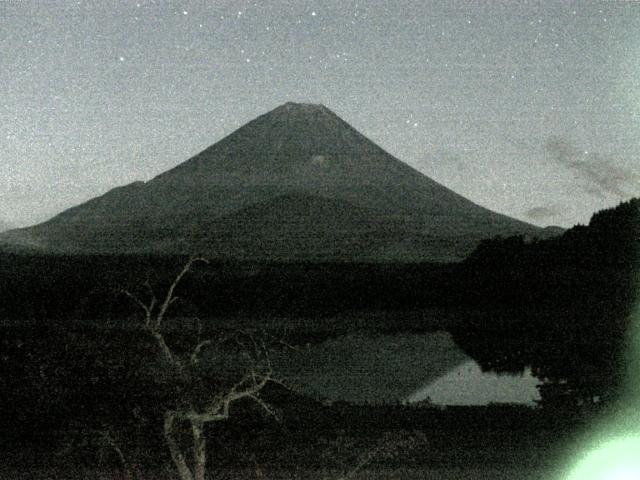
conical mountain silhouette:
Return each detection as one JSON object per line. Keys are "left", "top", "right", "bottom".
{"left": 2, "top": 103, "right": 544, "bottom": 261}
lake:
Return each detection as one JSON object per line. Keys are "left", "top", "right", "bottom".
{"left": 275, "top": 331, "right": 542, "bottom": 405}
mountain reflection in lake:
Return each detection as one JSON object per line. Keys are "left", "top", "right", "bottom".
{"left": 273, "top": 331, "right": 541, "bottom": 405}
{"left": 407, "top": 360, "right": 542, "bottom": 406}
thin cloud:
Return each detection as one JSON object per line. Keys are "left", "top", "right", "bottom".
{"left": 543, "top": 136, "right": 640, "bottom": 199}
{"left": 524, "top": 206, "right": 564, "bottom": 222}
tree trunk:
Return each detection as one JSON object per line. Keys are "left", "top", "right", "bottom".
{"left": 191, "top": 419, "right": 207, "bottom": 480}
{"left": 111, "top": 440, "right": 134, "bottom": 480}
{"left": 164, "top": 411, "right": 195, "bottom": 480}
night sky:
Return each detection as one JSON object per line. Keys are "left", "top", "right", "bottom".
{"left": 2, "top": 0, "right": 639, "bottom": 228}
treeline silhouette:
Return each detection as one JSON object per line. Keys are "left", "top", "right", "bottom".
{"left": 0, "top": 199, "right": 637, "bottom": 470}
{"left": 452, "top": 198, "right": 639, "bottom": 407}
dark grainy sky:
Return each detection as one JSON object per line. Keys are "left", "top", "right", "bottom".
{"left": 2, "top": 0, "right": 639, "bottom": 227}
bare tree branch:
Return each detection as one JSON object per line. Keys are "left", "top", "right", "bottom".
{"left": 155, "top": 257, "right": 208, "bottom": 329}
{"left": 164, "top": 411, "right": 195, "bottom": 480}
{"left": 121, "top": 257, "right": 288, "bottom": 480}
{"left": 98, "top": 428, "right": 133, "bottom": 480}
{"left": 190, "top": 340, "right": 212, "bottom": 366}
{"left": 151, "top": 331, "right": 185, "bottom": 373}
{"left": 122, "top": 290, "right": 153, "bottom": 327}
{"left": 247, "top": 394, "right": 278, "bottom": 419}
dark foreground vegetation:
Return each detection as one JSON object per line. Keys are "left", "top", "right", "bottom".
{"left": 0, "top": 198, "right": 637, "bottom": 478}
{"left": 1, "top": 383, "right": 589, "bottom": 480}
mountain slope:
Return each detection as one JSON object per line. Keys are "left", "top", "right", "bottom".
{"left": 1, "top": 102, "right": 545, "bottom": 261}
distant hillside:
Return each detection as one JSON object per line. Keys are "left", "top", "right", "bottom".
{"left": 1, "top": 102, "right": 549, "bottom": 261}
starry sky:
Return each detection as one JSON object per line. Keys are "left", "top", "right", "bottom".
{"left": 2, "top": 0, "right": 639, "bottom": 228}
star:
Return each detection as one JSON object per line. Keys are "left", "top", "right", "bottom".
{"left": 2, "top": 0, "right": 634, "bottom": 230}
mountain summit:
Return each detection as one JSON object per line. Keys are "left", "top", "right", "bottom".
{"left": 1, "top": 103, "right": 545, "bottom": 261}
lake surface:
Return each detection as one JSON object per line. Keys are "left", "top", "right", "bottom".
{"left": 275, "top": 331, "right": 541, "bottom": 405}
{"left": 406, "top": 360, "right": 541, "bottom": 406}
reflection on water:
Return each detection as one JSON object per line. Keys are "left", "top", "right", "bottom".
{"left": 406, "top": 360, "right": 542, "bottom": 406}
{"left": 274, "top": 331, "right": 541, "bottom": 405}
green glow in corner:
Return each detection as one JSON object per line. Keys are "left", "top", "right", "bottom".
{"left": 566, "top": 436, "right": 640, "bottom": 480}
{"left": 560, "top": 273, "right": 640, "bottom": 480}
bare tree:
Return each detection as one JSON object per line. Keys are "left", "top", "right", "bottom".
{"left": 124, "top": 257, "right": 282, "bottom": 480}
{"left": 92, "top": 425, "right": 139, "bottom": 480}
{"left": 57, "top": 422, "right": 141, "bottom": 480}
{"left": 315, "top": 430, "right": 427, "bottom": 480}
